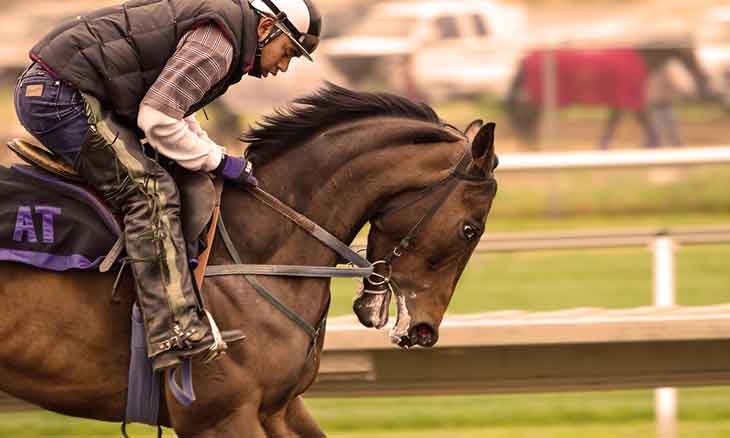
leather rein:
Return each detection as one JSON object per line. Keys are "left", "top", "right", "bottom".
{"left": 203, "top": 152, "right": 482, "bottom": 354}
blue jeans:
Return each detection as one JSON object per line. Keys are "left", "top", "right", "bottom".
{"left": 13, "top": 63, "right": 89, "bottom": 166}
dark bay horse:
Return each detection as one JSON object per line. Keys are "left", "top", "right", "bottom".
{"left": 505, "top": 46, "right": 713, "bottom": 149}
{"left": 0, "top": 84, "right": 498, "bottom": 437}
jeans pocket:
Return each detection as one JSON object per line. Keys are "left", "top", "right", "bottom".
{"left": 15, "top": 79, "right": 80, "bottom": 135}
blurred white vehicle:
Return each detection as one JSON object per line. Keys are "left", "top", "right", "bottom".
{"left": 322, "top": 0, "right": 528, "bottom": 101}
{"left": 696, "top": 6, "right": 730, "bottom": 104}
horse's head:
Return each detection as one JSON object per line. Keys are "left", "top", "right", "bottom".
{"left": 353, "top": 120, "right": 498, "bottom": 348}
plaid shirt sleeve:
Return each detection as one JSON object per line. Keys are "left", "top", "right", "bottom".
{"left": 141, "top": 24, "right": 234, "bottom": 119}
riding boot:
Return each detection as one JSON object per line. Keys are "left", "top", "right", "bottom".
{"left": 76, "top": 94, "right": 236, "bottom": 372}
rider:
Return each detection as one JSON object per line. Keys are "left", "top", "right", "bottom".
{"left": 13, "top": 0, "right": 322, "bottom": 372}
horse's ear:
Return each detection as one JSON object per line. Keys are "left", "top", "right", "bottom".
{"left": 471, "top": 122, "right": 495, "bottom": 160}
{"left": 464, "top": 119, "right": 484, "bottom": 143}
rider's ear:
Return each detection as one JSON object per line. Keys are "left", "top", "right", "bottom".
{"left": 257, "top": 17, "right": 276, "bottom": 41}
{"left": 471, "top": 122, "right": 496, "bottom": 173}
{"left": 464, "top": 119, "right": 484, "bottom": 144}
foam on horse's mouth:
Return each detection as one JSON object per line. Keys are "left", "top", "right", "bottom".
{"left": 389, "top": 289, "right": 412, "bottom": 347}
{"left": 353, "top": 284, "right": 417, "bottom": 346}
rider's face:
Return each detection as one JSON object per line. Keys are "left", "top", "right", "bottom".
{"left": 260, "top": 34, "right": 300, "bottom": 78}
{"left": 256, "top": 17, "right": 301, "bottom": 78}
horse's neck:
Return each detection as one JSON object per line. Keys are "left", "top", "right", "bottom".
{"left": 215, "top": 119, "right": 462, "bottom": 269}
{"left": 209, "top": 119, "right": 462, "bottom": 327}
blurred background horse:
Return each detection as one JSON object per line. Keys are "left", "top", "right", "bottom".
{"left": 505, "top": 44, "right": 714, "bottom": 149}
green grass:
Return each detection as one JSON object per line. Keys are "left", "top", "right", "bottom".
{"left": 487, "top": 212, "right": 730, "bottom": 232}
{"left": 492, "top": 166, "right": 730, "bottom": 221}
{"left": 6, "top": 387, "right": 730, "bottom": 437}
{"left": 307, "top": 387, "right": 730, "bottom": 432}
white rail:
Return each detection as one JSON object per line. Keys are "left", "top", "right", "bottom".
{"left": 497, "top": 146, "right": 730, "bottom": 172}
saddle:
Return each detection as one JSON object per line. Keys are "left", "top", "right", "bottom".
{"left": 2, "top": 139, "right": 220, "bottom": 272}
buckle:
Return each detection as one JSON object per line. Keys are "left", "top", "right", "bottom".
{"left": 156, "top": 325, "right": 198, "bottom": 354}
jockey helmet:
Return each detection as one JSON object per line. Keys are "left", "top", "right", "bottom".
{"left": 249, "top": 0, "right": 322, "bottom": 61}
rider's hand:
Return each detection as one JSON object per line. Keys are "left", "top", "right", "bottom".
{"left": 216, "top": 154, "right": 258, "bottom": 187}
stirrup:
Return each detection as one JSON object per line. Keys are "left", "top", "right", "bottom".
{"left": 202, "top": 310, "right": 227, "bottom": 363}
{"left": 152, "top": 327, "right": 245, "bottom": 373}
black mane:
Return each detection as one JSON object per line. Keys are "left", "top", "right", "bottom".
{"left": 243, "top": 82, "right": 446, "bottom": 165}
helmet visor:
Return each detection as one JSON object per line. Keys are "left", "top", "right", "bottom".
{"left": 274, "top": 20, "right": 319, "bottom": 61}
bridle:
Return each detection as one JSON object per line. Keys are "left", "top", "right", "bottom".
{"left": 204, "top": 149, "right": 490, "bottom": 357}
{"left": 362, "top": 152, "right": 488, "bottom": 292}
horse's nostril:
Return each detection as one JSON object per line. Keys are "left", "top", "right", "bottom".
{"left": 412, "top": 323, "right": 437, "bottom": 347}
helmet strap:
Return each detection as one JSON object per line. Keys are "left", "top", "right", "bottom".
{"left": 249, "top": 16, "right": 283, "bottom": 78}
{"left": 249, "top": 48, "right": 263, "bottom": 78}
{"left": 260, "top": 27, "right": 283, "bottom": 48}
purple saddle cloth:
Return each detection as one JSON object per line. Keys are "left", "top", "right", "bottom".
{"left": 0, "top": 165, "right": 121, "bottom": 271}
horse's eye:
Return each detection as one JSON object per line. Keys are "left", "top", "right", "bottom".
{"left": 462, "top": 224, "right": 480, "bottom": 241}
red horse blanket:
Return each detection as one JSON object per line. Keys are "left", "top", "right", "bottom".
{"left": 523, "top": 49, "right": 648, "bottom": 111}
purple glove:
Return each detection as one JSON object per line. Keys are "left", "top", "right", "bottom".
{"left": 216, "top": 155, "right": 258, "bottom": 187}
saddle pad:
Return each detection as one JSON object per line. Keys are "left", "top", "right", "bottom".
{"left": 0, "top": 165, "right": 121, "bottom": 271}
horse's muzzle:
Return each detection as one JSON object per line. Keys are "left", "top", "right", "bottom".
{"left": 394, "top": 323, "right": 438, "bottom": 348}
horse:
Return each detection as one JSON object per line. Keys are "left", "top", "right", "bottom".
{"left": 0, "top": 83, "right": 498, "bottom": 437}
{"left": 505, "top": 45, "right": 714, "bottom": 149}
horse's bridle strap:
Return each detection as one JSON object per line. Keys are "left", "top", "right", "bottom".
{"left": 381, "top": 153, "right": 475, "bottom": 263}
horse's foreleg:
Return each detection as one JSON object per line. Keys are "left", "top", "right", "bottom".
{"left": 287, "top": 396, "right": 326, "bottom": 437}
{"left": 173, "top": 403, "right": 267, "bottom": 438}
{"left": 263, "top": 396, "right": 325, "bottom": 438}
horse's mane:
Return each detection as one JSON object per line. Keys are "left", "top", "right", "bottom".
{"left": 243, "top": 82, "right": 451, "bottom": 166}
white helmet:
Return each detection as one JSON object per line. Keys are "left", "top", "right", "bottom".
{"left": 249, "top": 0, "right": 322, "bottom": 61}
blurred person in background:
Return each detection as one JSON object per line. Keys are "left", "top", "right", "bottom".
{"left": 12, "top": 0, "right": 321, "bottom": 373}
